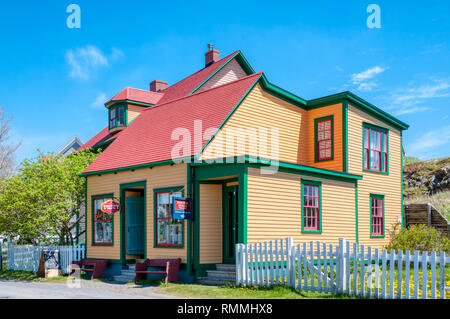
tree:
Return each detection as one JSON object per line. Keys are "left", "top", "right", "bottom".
{"left": 0, "top": 149, "right": 100, "bottom": 245}
{"left": 0, "top": 107, "right": 20, "bottom": 180}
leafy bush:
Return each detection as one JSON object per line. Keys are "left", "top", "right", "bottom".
{"left": 386, "top": 224, "right": 450, "bottom": 252}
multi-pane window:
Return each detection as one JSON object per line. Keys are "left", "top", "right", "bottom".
{"left": 315, "top": 116, "right": 333, "bottom": 162}
{"left": 302, "top": 183, "right": 320, "bottom": 231}
{"left": 109, "top": 105, "right": 126, "bottom": 129}
{"left": 363, "top": 125, "right": 388, "bottom": 173}
{"left": 156, "top": 189, "right": 183, "bottom": 247}
{"left": 371, "top": 195, "right": 384, "bottom": 236}
{"left": 93, "top": 196, "right": 114, "bottom": 245}
{"left": 109, "top": 109, "right": 116, "bottom": 129}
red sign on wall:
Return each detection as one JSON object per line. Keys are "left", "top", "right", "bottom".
{"left": 101, "top": 200, "right": 121, "bottom": 215}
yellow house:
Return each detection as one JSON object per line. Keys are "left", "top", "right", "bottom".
{"left": 79, "top": 48, "right": 409, "bottom": 281}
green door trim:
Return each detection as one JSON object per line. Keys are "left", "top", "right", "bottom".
{"left": 223, "top": 185, "right": 238, "bottom": 264}
{"left": 119, "top": 180, "right": 147, "bottom": 265}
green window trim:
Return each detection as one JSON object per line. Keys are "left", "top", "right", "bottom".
{"left": 153, "top": 186, "right": 185, "bottom": 249}
{"left": 301, "top": 178, "right": 322, "bottom": 233}
{"left": 91, "top": 193, "right": 115, "bottom": 247}
{"left": 108, "top": 104, "right": 128, "bottom": 130}
{"left": 314, "top": 115, "right": 334, "bottom": 163}
{"left": 370, "top": 193, "right": 385, "bottom": 238}
{"left": 363, "top": 122, "right": 389, "bottom": 174}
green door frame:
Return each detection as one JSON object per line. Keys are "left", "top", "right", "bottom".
{"left": 119, "top": 180, "right": 147, "bottom": 265}
{"left": 192, "top": 163, "right": 248, "bottom": 277}
{"left": 223, "top": 185, "right": 238, "bottom": 264}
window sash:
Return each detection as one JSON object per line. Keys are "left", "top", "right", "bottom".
{"left": 303, "top": 184, "right": 320, "bottom": 231}
{"left": 364, "top": 126, "right": 388, "bottom": 172}
{"left": 93, "top": 197, "right": 113, "bottom": 245}
{"left": 156, "top": 190, "right": 183, "bottom": 247}
{"left": 371, "top": 197, "right": 384, "bottom": 236}
{"left": 316, "top": 119, "right": 332, "bottom": 161}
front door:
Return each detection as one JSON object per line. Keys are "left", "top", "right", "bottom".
{"left": 126, "top": 197, "right": 145, "bottom": 255}
{"left": 223, "top": 186, "right": 238, "bottom": 264}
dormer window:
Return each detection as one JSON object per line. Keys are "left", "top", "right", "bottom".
{"left": 108, "top": 105, "right": 127, "bottom": 131}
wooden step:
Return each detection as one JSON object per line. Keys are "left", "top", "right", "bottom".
{"left": 215, "top": 264, "right": 236, "bottom": 272}
{"left": 206, "top": 270, "right": 236, "bottom": 280}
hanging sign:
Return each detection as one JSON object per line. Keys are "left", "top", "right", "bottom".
{"left": 172, "top": 197, "right": 193, "bottom": 220}
{"left": 101, "top": 199, "right": 121, "bottom": 215}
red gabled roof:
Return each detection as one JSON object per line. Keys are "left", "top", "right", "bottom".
{"left": 156, "top": 50, "right": 240, "bottom": 105}
{"left": 78, "top": 127, "right": 122, "bottom": 151}
{"left": 106, "top": 87, "right": 164, "bottom": 106}
{"left": 82, "top": 72, "right": 262, "bottom": 174}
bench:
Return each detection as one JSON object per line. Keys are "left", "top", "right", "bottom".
{"left": 134, "top": 258, "right": 181, "bottom": 283}
{"left": 70, "top": 259, "right": 108, "bottom": 279}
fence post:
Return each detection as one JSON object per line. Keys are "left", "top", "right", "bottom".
{"left": 235, "top": 244, "right": 241, "bottom": 286}
{"left": 337, "top": 238, "right": 346, "bottom": 294}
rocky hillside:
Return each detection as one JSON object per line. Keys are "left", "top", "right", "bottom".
{"left": 404, "top": 157, "right": 450, "bottom": 197}
{"left": 404, "top": 157, "right": 450, "bottom": 219}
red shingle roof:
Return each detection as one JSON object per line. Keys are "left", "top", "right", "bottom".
{"left": 156, "top": 50, "right": 240, "bottom": 104}
{"left": 106, "top": 87, "right": 164, "bottom": 105}
{"left": 78, "top": 127, "right": 122, "bottom": 151}
{"left": 82, "top": 72, "right": 262, "bottom": 174}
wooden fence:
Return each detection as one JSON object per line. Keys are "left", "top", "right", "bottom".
{"left": 7, "top": 243, "right": 85, "bottom": 275}
{"left": 235, "top": 238, "right": 450, "bottom": 299}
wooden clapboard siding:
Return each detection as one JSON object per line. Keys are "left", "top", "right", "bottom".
{"left": 197, "top": 58, "right": 247, "bottom": 92}
{"left": 199, "top": 183, "right": 223, "bottom": 264}
{"left": 246, "top": 167, "right": 356, "bottom": 245}
{"left": 127, "top": 104, "right": 145, "bottom": 124}
{"left": 86, "top": 163, "right": 188, "bottom": 262}
{"left": 201, "top": 83, "right": 308, "bottom": 164}
{"left": 306, "top": 103, "right": 343, "bottom": 171}
{"left": 347, "top": 104, "right": 402, "bottom": 248}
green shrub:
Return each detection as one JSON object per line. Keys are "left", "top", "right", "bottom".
{"left": 386, "top": 224, "right": 450, "bottom": 252}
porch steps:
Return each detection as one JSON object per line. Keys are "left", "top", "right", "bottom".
{"left": 113, "top": 264, "right": 136, "bottom": 283}
{"left": 198, "top": 264, "right": 236, "bottom": 286}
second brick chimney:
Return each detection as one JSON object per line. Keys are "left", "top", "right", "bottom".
{"left": 205, "top": 44, "right": 219, "bottom": 67}
{"left": 150, "top": 80, "right": 168, "bottom": 92}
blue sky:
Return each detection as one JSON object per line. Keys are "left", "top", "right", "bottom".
{"left": 0, "top": 0, "right": 449, "bottom": 164}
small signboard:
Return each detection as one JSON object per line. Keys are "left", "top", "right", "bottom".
{"left": 101, "top": 199, "right": 121, "bottom": 215}
{"left": 37, "top": 249, "right": 61, "bottom": 278}
{"left": 172, "top": 197, "right": 193, "bottom": 220}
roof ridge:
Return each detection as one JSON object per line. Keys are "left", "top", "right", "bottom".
{"left": 159, "top": 50, "right": 240, "bottom": 93}
{"left": 147, "top": 72, "right": 262, "bottom": 111}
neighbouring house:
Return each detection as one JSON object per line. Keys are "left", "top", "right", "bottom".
{"left": 78, "top": 47, "right": 409, "bottom": 280}
{"left": 57, "top": 136, "right": 86, "bottom": 245}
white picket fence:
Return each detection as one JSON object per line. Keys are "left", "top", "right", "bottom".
{"left": 235, "top": 238, "right": 450, "bottom": 299}
{"left": 7, "top": 243, "right": 85, "bottom": 275}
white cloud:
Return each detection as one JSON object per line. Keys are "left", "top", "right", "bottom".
{"left": 351, "top": 66, "right": 387, "bottom": 91}
{"left": 408, "top": 125, "right": 450, "bottom": 157}
{"left": 65, "top": 45, "right": 123, "bottom": 80}
{"left": 393, "top": 106, "right": 429, "bottom": 116}
{"left": 91, "top": 92, "right": 108, "bottom": 109}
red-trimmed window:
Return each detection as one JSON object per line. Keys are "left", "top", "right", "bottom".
{"left": 93, "top": 197, "right": 113, "bottom": 245}
{"left": 118, "top": 107, "right": 125, "bottom": 126}
{"left": 109, "top": 109, "right": 116, "bottom": 129}
{"left": 316, "top": 118, "right": 333, "bottom": 161}
{"left": 303, "top": 184, "right": 320, "bottom": 231}
{"left": 363, "top": 125, "right": 388, "bottom": 172}
{"left": 156, "top": 190, "right": 183, "bottom": 247}
{"left": 371, "top": 195, "right": 384, "bottom": 236}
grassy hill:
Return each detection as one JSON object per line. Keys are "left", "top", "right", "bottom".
{"left": 404, "top": 157, "right": 450, "bottom": 219}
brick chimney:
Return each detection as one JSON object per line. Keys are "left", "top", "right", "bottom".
{"left": 205, "top": 44, "right": 219, "bottom": 67}
{"left": 150, "top": 80, "right": 167, "bottom": 92}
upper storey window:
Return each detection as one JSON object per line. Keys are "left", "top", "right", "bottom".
{"left": 109, "top": 105, "right": 126, "bottom": 130}
{"left": 314, "top": 116, "right": 334, "bottom": 162}
{"left": 363, "top": 123, "right": 388, "bottom": 173}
